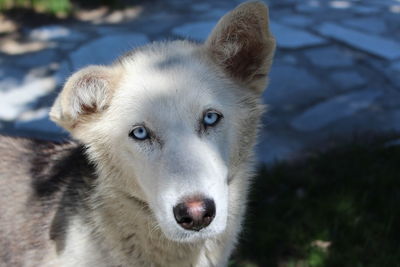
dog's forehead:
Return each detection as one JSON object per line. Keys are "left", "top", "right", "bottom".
{"left": 119, "top": 41, "right": 205, "bottom": 77}
{"left": 112, "top": 42, "right": 232, "bottom": 122}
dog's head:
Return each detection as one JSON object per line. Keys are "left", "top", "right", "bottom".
{"left": 50, "top": 1, "right": 275, "bottom": 242}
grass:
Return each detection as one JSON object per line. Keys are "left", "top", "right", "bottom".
{"left": 231, "top": 138, "right": 400, "bottom": 267}
{"left": 0, "top": 0, "right": 71, "bottom": 16}
{"left": 0, "top": 0, "right": 134, "bottom": 16}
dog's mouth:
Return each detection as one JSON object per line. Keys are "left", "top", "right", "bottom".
{"left": 166, "top": 222, "right": 225, "bottom": 243}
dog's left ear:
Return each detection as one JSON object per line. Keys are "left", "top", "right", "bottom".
{"left": 205, "top": 1, "right": 276, "bottom": 93}
{"left": 50, "top": 65, "right": 121, "bottom": 133}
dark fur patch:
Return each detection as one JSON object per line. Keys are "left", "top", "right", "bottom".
{"left": 28, "top": 140, "right": 96, "bottom": 252}
{"left": 29, "top": 140, "right": 95, "bottom": 198}
{"left": 155, "top": 55, "right": 185, "bottom": 70}
{"left": 0, "top": 136, "right": 97, "bottom": 264}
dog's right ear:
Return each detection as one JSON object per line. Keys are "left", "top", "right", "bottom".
{"left": 50, "top": 65, "right": 121, "bottom": 132}
{"left": 205, "top": 1, "right": 276, "bottom": 94}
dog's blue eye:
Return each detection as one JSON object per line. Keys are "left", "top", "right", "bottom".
{"left": 203, "top": 111, "right": 222, "bottom": 127}
{"left": 130, "top": 126, "right": 149, "bottom": 140}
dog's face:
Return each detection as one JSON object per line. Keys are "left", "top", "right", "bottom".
{"left": 107, "top": 45, "right": 234, "bottom": 241}
{"left": 50, "top": 2, "right": 275, "bottom": 242}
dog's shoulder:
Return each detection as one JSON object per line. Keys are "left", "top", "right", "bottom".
{"left": 0, "top": 135, "right": 94, "bottom": 198}
{"left": 0, "top": 135, "right": 95, "bottom": 265}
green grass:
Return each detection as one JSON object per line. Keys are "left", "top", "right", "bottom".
{"left": 231, "top": 139, "right": 400, "bottom": 267}
{"left": 0, "top": 0, "right": 132, "bottom": 16}
{"left": 0, "top": 0, "right": 71, "bottom": 15}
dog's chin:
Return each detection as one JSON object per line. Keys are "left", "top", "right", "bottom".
{"left": 157, "top": 219, "right": 227, "bottom": 243}
{"left": 162, "top": 227, "right": 225, "bottom": 243}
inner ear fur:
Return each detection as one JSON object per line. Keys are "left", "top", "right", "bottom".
{"left": 205, "top": 1, "right": 276, "bottom": 93}
{"left": 50, "top": 65, "right": 121, "bottom": 132}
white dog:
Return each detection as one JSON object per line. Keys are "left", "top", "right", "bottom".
{"left": 0, "top": 1, "right": 275, "bottom": 266}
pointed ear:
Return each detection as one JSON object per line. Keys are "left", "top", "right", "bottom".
{"left": 50, "top": 65, "right": 121, "bottom": 132}
{"left": 205, "top": 1, "right": 276, "bottom": 93}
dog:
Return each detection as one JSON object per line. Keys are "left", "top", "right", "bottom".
{"left": 0, "top": 1, "right": 275, "bottom": 266}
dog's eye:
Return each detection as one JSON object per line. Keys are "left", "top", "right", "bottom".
{"left": 203, "top": 110, "right": 222, "bottom": 127}
{"left": 129, "top": 126, "right": 149, "bottom": 140}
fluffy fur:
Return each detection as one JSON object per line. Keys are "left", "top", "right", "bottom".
{"left": 0, "top": 1, "right": 275, "bottom": 266}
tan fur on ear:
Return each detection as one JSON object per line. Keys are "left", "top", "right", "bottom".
{"left": 205, "top": 1, "right": 276, "bottom": 93}
{"left": 50, "top": 65, "right": 121, "bottom": 132}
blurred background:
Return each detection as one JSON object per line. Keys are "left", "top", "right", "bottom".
{"left": 0, "top": 0, "right": 399, "bottom": 266}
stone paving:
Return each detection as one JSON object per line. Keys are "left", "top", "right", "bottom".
{"left": 0, "top": 0, "right": 400, "bottom": 164}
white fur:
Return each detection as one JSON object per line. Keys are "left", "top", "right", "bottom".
{"left": 50, "top": 1, "right": 275, "bottom": 266}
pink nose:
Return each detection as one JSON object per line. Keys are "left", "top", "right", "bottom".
{"left": 173, "top": 196, "right": 216, "bottom": 231}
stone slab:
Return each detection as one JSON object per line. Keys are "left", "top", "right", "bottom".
{"left": 15, "top": 108, "right": 64, "bottom": 135}
{"left": 296, "top": 3, "right": 321, "bottom": 13}
{"left": 0, "top": 77, "right": 55, "bottom": 121}
{"left": 95, "top": 26, "right": 129, "bottom": 35}
{"left": 342, "top": 18, "right": 386, "bottom": 34}
{"left": 392, "top": 61, "right": 400, "bottom": 72}
{"left": 316, "top": 23, "right": 400, "bottom": 60}
{"left": 54, "top": 33, "right": 150, "bottom": 86}
{"left": 201, "top": 9, "right": 229, "bottom": 19}
{"left": 281, "top": 55, "right": 297, "bottom": 65}
{"left": 0, "top": 77, "right": 19, "bottom": 92}
{"left": 329, "top": 1, "right": 353, "bottom": 9}
{"left": 172, "top": 21, "right": 216, "bottom": 41}
{"left": 264, "top": 64, "right": 327, "bottom": 109}
{"left": 29, "top": 25, "right": 87, "bottom": 42}
{"left": 330, "top": 71, "right": 366, "bottom": 91}
{"left": 271, "top": 22, "right": 327, "bottom": 49}
{"left": 0, "top": 67, "right": 25, "bottom": 91}
{"left": 256, "top": 131, "right": 304, "bottom": 164}
{"left": 291, "top": 89, "right": 382, "bottom": 132}
{"left": 352, "top": 5, "right": 380, "bottom": 15}
{"left": 323, "top": 108, "right": 400, "bottom": 136}
{"left": 391, "top": 109, "right": 400, "bottom": 132}
{"left": 69, "top": 33, "right": 149, "bottom": 70}
{"left": 305, "top": 46, "right": 354, "bottom": 68}
{"left": 139, "top": 15, "right": 182, "bottom": 38}
{"left": 384, "top": 67, "right": 400, "bottom": 88}
{"left": 191, "top": 3, "right": 211, "bottom": 12}
{"left": 376, "top": 90, "right": 400, "bottom": 109}
{"left": 279, "top": 15, "right": 313, "bottom": 27}
{"left": 54, "top": 61, "right": 72, "bottom": 86}
{"left": 15, "top": 49, "right": 59, "bottom": 68}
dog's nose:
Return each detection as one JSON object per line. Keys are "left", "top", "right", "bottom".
{"left": 173, "top": 197, "right": 216, "bottom": 231}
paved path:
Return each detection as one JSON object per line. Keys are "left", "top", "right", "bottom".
{"left": 0, "top": 0, "right": 400, "bottom": 164}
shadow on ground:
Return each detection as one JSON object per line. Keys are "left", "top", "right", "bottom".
{"left": 232, "top": 136, "right": 400, "bottom": 267}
